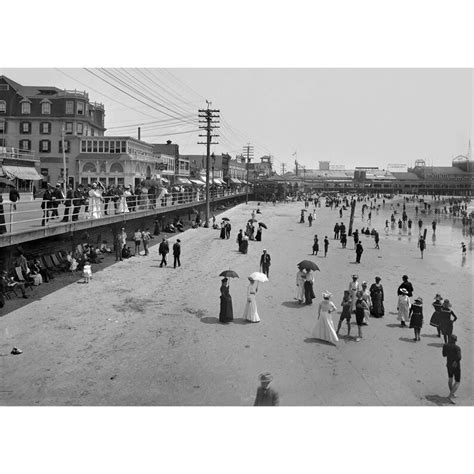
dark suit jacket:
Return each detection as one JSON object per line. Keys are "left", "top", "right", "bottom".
{"left": 254, "top": 386, "right": 279, "bottom": 406}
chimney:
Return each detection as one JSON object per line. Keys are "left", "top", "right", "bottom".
{"left": 166, "top": 140, "right": 172, "bottom": 145}
{"left": 138, "top": 127, "right": 141, "bottom": 140}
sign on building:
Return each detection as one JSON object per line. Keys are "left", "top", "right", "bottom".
{"left": 387, "top": 163, "right": 408, "bottom": 172}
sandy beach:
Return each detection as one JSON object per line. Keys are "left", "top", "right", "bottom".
{"left": 1, "top": 196, "right": 472, "bottom": 406}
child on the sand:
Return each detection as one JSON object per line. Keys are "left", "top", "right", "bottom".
{"left": 336, "top": 290, "right": 352, "bottom": 337}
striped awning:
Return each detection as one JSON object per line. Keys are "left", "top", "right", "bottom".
{"left": 1, "top": 165, "right": 43, "bottom": 181}
{"left": 176, "top": 177, "right": 192, "bottom": 185}
{"left": 212, "top": 178, "right": 225, "bottom": 185}
{"left": 190, "top": 179, "right": 206, "bottom": 186}
{"left": 229, "top": 178, "right": 242, "bottom": 184}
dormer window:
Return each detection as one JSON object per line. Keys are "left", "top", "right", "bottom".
{"left": 21, "top": 101, "right": 31, "bottom": 114}
{"left": 41, "top": 101, "right": 51, "bottom": 115}
{"left": 0, "top": 100, "right": 6, "bottom": 113}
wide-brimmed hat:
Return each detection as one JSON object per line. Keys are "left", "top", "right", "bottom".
{"left": 352, "top": 274, "right": 358, "bottom": 279}
{"left": 399, "top": 288, "right": 408, "bottom": 295}
{"left": 402, "top": 275, "right": 409, "bottom": 280}
{"left": 442, "top": 299, "right": 452, "bottom": 309}
{"left": 434, "top": 294, "right": 443, "bottom": 301}
{"left": 259, "top": 372, "right": 273, "bottom": 383}
{"left": 322, "top": 290, "right": 332, "bottom": 299}
{"left": 362, "top": 281, "right": 367, "bottom": 286}
{"left": 414, "top": 297, "right": 423, "bottom": 304}
{"left": 375, "top": 276, "right": 381, "bottom": 281}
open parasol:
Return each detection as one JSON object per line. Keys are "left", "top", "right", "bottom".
{"left": 219, "top": 270, "right": 239, "bottom": 278}
{"left": 248, "top": 218, "right": 258, "bottom": 223}
{"left": 297, "top": 260, "right": 320, "bottom": 271}
{"left": 301, "top": 209, "right": 308, "bottom": 212}
{"left": 258, "top": 222, "right": 268, "bottom": 229}
{"left": 222, "top": 217, "right": 230, "bottom": 221}
{"left": 248, "top": 272, "right": 269, "bottom": 282}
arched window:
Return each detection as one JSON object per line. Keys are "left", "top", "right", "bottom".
{"left": 0, "top": 100, "right": 6, "bottom": 113}
{"left": 99, "top": 162, "right": 106, "bottom": 173}
{"left": 82, "top": 162, "right": 97, "bottom": 173}
{"left": 110, "top": 162, "right": 123, "bottom": 173}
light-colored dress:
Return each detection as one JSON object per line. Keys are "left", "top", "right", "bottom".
{"left": 243, "top": 281, "right": 260, "bottom": 323}
{"left": 119, "top": 190, "right": 131, "bottom": 213}
{"left": 397, "top": 294, "right": 411, "bottom": 322}
{"left": 88, "top": 189, "right": 103, "bottom": 219}
{"left": 295, "top": 270, "right": 306, "bottom": 302}
{"left": 348, "top": 280, "right": 360, "bottom": 312}
{"left": 312, "top": 300, "right": 339, "bottom": 343}
{"left": 82, "top": 264, "right": 92, "bottom": 278}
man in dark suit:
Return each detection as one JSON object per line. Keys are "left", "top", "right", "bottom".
{"left": 173, "top": 239, "right": 181, "bottom": 268}
{"left": 397, "top": 275, "right": 414, "bottom": 298}
{"left": 61, "top": 184, "right": 74, "bottom": 222}
{"left": 72, "top": 185, "right": 84, "bottom": 221}
{"left": 159, "top": 238, "right": 169, "bottom": 267}
{"left": 259, "top": 249, "right": 271, "bottom": 278}
{"left": 41, "top": 185, "right": 53, "bottom": 226}
{"left": 254, "top": 373, "right": 279, "bottom": 406}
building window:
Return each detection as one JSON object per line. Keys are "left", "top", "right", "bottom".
{"left": 104, "top": 141, "right": 109, "bottom": 153}
{"left": 98, "top": 140, "right": 103, "bottom": 153}
{"left": 110, "top": 162, "right": 124, "bottom": 173}
{"left": 87, "top": 140, "right": 92, "bottom": 152}
{"left": 93, "top": 140, "right": 98, "bottom": 152}
{"left": 65, "top": 122, "right": 73, "bottom": 134}
{"left": 0, "top": 120, "right": 6, "bottom": 133}
{"left": 82, "top": 162, "right": 97, "bottom": 173}
{"left": 40, "top": 122, "right": 51, "bottom": 134}
{"left": 0, "top": 100, "right": 6, "bottom": 113}
{"left": 81, "top": 140, "right": 86, "bottom": 152}
{"left": 77, "top": 122, "right": 83, "bottom": 135}
{"left": 121, "top": 141, "right": 126, "bottom": 153}
{"left": 59, "top": 140, "right": 70, "bottom": 153}
{"left": 99, "top": 162, "right": 106, "bottom": 173}
{"left": 20, "top": 139, "right": 31, "bottom": 151}
{"left": 20, "top": 121, "right": 31, "bottom": 134}
{"left": 40, "top": 140, "right": 51, "bottom": 153}
{"left": 66, "top": 101, "right": 74, "bottom": 114}
{"left": 91, "top": 128, "right": 95, "bottom": 136}
{"left": 41, "top": 102, "right": 51, "bottom": 114}
{"left": 21, "top": 102, "right": 31, "bottom": 114}
{"left": 77, "top": 102, "right": 84, "bottom": 115}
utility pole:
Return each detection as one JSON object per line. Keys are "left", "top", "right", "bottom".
{"left": 198, "top": 101, "right": 219, "bottom": 227}
{"left": 243, "top": 143, "right": 254, "bottom": 204}
{"left": 61, "top": 125, "right": 67, "bottom": 197}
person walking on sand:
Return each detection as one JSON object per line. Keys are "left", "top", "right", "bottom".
{"left": 324, "top": 236, "right": 329, "bottom": 257}
{"left": 354, "top": 291, "right": 368, "bottom": 342}
{"left": 355, "top": 241, "right": 364, "bottom": 263}
{"left": 254, "top": 373, "right": 279, "bottom": 406}
{"left": 374, "top": 231, "right": 380, "bottom": 249}
{"left": 429, "top": 293, "right": 443, "bottom": 337}
{"left": 442, "top": 334, "right": 461, "bottom": 403}
{"left": 237, "top": 229, "right": 243, "bottom": 251}
{"left": 308, "top": 212, "right": 313, "bottom": 227}
{"left": 219, "top": 277, "right": 233, "bottom": 323}
{"left": 159, "top": 237, "right": 169, "bottom": 267}
{"left": 173, "top": 239, "right": 181, "bottom": 268}
{"left": 295, "top": 266, "right": 306, "bottom": 304}
{"left": 259, "top": 249, "right": 271, "bottom": 278}
{"left": 418, "top": 235, "right": 426, "bottom": 258}
{"left": 243, "top": 277, "right": 260, "bottom": 323}
{"left": 369, "top": 276, "right": 384, "bottom": 318}
{"left": 142, "top": 228, "right": 152, "bottom": 256}
{"left": 300, "top": 210, "right": 305, "bottom": 223}
{"left": 334, "top": 223, "right": 340, "bottom": 240}
{"left": 398, "top": 275, "right": 414, "bottom": 300}
{"left": 397, "top": 288, "right": 410, "bottom": 327}
{"left": 438, "top": 299, "right": 458, "bottom": 344}
{"left": 133, "top": 228, "right": 142, "bottom": 256}
{"left": 409, "top": 296, "right": 424, "bottom": 341}
{"left": 312, "top": 235, "right": 319, "bottom": 255}
{"left": 311, "top": 291, "right": 339, "bottom": 344}
{"left": 353, "top": 229, "right": 360, "bottom": 249}
{"left": 336, "top": 290, "right": 352, "bottom": 337}
{"left": 340, "top": 231, "right": 347, "bottom": 248}
{"left": 348, "top": 274, "right": 360, "bottom": 313}
{"left": 304, "top": 269, "right": 316, "bottom": 305}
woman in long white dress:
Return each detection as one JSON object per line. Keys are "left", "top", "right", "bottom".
{"left": 295, "top": 267, "right": 306, "bottom": 304}
{"left": 397, "top": 288, "right": 411, "bottom": 327}
{"left": 311, "top": 291, "right": 339, "bottom": 344}
{"left": 243, "top": 277, "right": 260, "bottom": 323}
{"left": 119, "top": 186, "right": 131, "bottom": 213}
{"left": 348, "top": 275, "right": 360, "bottom": 312}
{"left": 88, "top": 183, "right": 104, "bottom": 219}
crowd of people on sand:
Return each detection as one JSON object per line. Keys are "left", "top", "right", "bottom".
{"left": 224, "top": 191, "right": 467, "bottom": 405}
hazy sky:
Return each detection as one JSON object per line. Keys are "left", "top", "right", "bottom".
{"left": 1, "top": 68, "right": 472, "bottom": 172}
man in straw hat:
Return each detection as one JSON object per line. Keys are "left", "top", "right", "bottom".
{"left": 254, "top": 373, "right": 279, "bottom": 406}
{"left": 442, "top": 334, "right": 461, "bottom": 403}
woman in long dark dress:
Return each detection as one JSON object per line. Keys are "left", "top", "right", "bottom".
{"left": 409, "top": 297, "right": 423, "bottom": 341}
{"left": 438, "top": 299, "right": 457, "bottom": 343}
{"left": 429, "top": 294, "right": 443, "bottom": 337}
{"left": 369, "top": 276, "right": 384, "bottom": 317}
{"left": 219, "top": 278, "right": 233, "bottom": 323}
{"left": 312, "top": 235, "right": 319, "bottom": 255}
{"left": 220, "top": 221, "right": 226, "bottom": 239}
{"left": 255, "top": 226, "right": 262, "bottom": 241}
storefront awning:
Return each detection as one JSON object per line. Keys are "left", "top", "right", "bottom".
{"left": 160, "top": 177, "right": 169, "bottom": 183}
{"left": 212, "top": 178, "right": 225, "bottom": 185}
{"left": 229, "top": 178, "right": 242, "bottom": 184}
{"left": 190, "top": 179, "right": 206, "bottom": 186}
{"left": 176, "top": 177, "right": 192, "bottom": 185}
{"left": 1, "top": 165, "right": 43, "bottom": 181}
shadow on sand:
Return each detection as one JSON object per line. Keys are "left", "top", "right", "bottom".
{"left": 386, "top": 323, "right": 402, "bottom": 328}
{"left": 427, "top": 342, "right": 445, "bottom": 348}
{"left": 425, "top": 394, "right": 455, "bottom": 406}
{"left": 304, "top": 337, "right": 337, "bottom": 347}
{"left": 281, "top": 301, "right": 307, "bottom": 309}
{"left": 399, "top": 337, "right": 417, "bottom": 343}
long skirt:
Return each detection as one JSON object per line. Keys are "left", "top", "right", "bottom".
{"left": 295, "top": 283, "right": 305, "bottom": 302}
{"left": 243, "top": 294, "right": 260, "bottom": 322}
{"left": 371, "top": 293, "right": 384, "bottom": 317}
{"left": 304, "top": 281, "right": 315, "bottom": 304}
{"left": 219, "top": 295, "right": 233, "bottom": 323}
{"left": 311, "top": 311, "right": 339, "bottom": 344}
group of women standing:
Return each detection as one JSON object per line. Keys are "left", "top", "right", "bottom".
{"left": 219, "top": 276, "right": 260, "bottom": 324}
